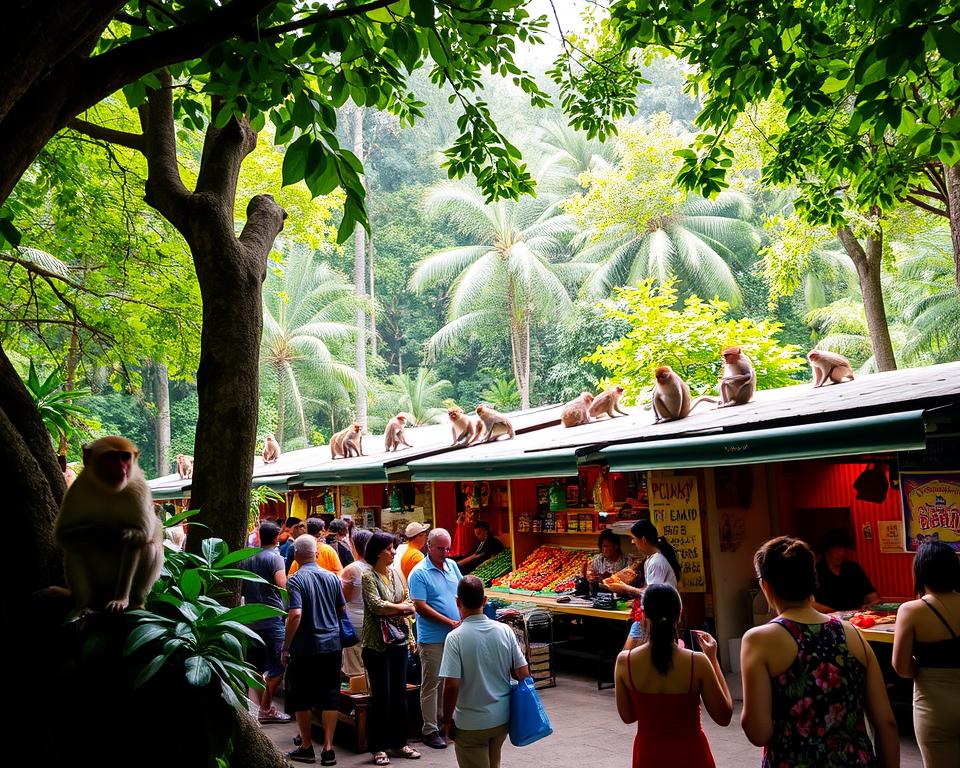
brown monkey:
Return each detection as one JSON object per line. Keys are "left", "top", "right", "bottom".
{"left": 330, "top": 425, "right": 350, "bottom": 459}
{"left": 561, "top": 392, "right": 595, "bottom": 428}
{"left": 449, "top": 407, "right": 480, "bottom": 446}
{"left": 175, "top": 453, "right": 193, "bottom": 479}
{"left": 589, "top": 385, "right": 629, "bottom": 419}
{"left": 343, "top": 423, "right": 364, "bottom": 457}
{"left": 718, "top": 346, "right": 756, "bottom": 407}
{"left": 54, "top": 436, "right": 163, "bottom": 613}
{"left": 807, "top": 349, "right": 855, "bottom": 387}
{"left": 384, "top": 414, "right": 412, "bottom": 452}
{"left": 651, "top": 366, "right": 719, "bottom": 422}
{"left": 262, "top": 434, "right": 281, "bottom": 464}
{"left": 475, "top": 405, "right": 515, "bottom": 443}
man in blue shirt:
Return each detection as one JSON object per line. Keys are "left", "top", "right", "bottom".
{"left": 408, "top": 527, "right": 463, "bottom": 749}
{"left": 440, "top": 576, "right": 530, "bottom": 768}
{"left": 283, "top": 534, "right": 346, "bottom": 765}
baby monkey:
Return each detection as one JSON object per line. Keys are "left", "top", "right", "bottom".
{"left": 589, "top": 385, "right": 628, "bottom": 420}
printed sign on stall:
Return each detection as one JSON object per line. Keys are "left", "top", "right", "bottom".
{"left": 877, "top": 520, "right": 904, "bottom": 553}
{"left": 901, "top": 472, "right": 960, "bottom": 553}
{"left": 648, "top": 472, "right": 706, "bottom": 592}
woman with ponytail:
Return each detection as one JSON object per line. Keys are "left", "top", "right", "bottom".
{"left": 614, "top": 584, "right": 731, "bottom": 768}
{"left": 740, "top": 537, "right": 898, "bottom": 768}
{"left": 607, "top": 519, "right": 683, "bottom": 649}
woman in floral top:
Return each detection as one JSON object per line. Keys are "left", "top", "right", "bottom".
{"left": 740, "top": 537, "right": 898, "bottom": 768}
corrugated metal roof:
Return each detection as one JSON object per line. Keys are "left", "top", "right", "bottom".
{"left": 148, "top": 362, "right": 960, "bottom": 494}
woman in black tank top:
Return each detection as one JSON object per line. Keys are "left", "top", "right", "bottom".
{"left": 893, "top": 541, "right": 960, "bottom": 767}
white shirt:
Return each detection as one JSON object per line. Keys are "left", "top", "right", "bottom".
{"left": 392, "top": 542, "right": 409, "bottom": 573}
{"left": 644, "top": 551, "right": 678, "bottom": 589}
{"left": 439, "top": 614, "right": 527, "bottom": 730}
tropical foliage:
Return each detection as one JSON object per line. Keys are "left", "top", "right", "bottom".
{"left": 378, "top": 368, "right": 452, "bottom": 426}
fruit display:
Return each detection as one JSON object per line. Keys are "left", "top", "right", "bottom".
{"left": 472, "top": 549, "right": 513, "bottom": 586}
{"left": 492, "top": 546, "right": 591, "bottom": 593}
{"left": 848, "top": 610, "right": 896, "bottom": 628}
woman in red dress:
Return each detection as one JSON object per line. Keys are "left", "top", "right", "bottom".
{"left": 614, "top": 584, "right": 732, "bottom": 768}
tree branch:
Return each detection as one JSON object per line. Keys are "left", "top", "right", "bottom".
{"left": 904, "top": 194, "right": 947, "bottom": 217}
{"left": 238, "top": 194, "right": 287, "bottom": 257}
{"left": 261, "top": 0, "right": 396, "bottom": 37}
{"left": 68, "top": 118, "right": 145, "bottom": 152}
{"left": 139, "top": 72, "right": 190, "bottom": 231}
{"left": 195, "top": 107, "right": 257, "bottom": 211}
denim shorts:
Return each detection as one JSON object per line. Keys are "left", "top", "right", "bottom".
{"left": 247, "top": 616, "right": 285, "bottom": 680}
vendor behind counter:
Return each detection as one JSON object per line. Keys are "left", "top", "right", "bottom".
{"left": 813, "top": 528, "right": 880, "bottom": 612}
{"left": 456, "top": 521, "right": 505, "bottom": 574}
{"left": 587, "top": 529, "right": 629, "bottom": 583}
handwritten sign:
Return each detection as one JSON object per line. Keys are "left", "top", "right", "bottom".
{"left": 648, "top": 472, "right": 706, "bottom": 592}
{"left": 877, "top": 520, "right": 904, "bottom": 553}
{"left": 901, "top": 472, "right": 960, "bottom": 552}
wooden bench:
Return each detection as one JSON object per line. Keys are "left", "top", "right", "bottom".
{"left": 332, "top": 684, "right": 422, "bottom": 752}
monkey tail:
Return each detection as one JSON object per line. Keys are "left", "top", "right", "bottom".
{"left": 689, "top": 396, "right": 719, "bottom": 412}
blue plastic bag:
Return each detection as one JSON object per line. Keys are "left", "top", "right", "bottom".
{"left": 508, "top": 677, "right": 553, "bottom": 746}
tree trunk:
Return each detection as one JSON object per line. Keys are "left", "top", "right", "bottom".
{"left": 836, "top": 223, "right": 898, "bottom": 371}
{"left": 151, "top": 361, "right": 171, "bottom": 477}
{"left": 351, "top": 106, "right": 368, "bottom": 425}
{"left": 368, "top": 216, "right": 377, "bottom": 358}
{"left": 944, "top": 161, "right": 960, "bottom": 293}
{"left": 276, "top": 373, "right": 286, "bottom": 445}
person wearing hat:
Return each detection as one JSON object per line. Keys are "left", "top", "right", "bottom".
{"left": 395, "top": 521, "right": 430, "bottom": 584}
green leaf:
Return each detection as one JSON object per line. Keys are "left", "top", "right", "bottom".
{"left": 213, "top": 547, "right": 260, "bottom": 568}
{"left": 123, "top": 623, "right": 169, "bottom": 656}
{"left": 932, "top": 24, "right": 960, "bottom": 61}
{"left": 133, "top": 648, "right": 176, "bottom": 688}
{"left": 180, "top": 568, "right": 202, "bottom": 601}
{"left": 281, "top": 135, "right": 311, "bottom": 186}
{"left": 185, "top": 655, "right": 213, "bottom": 687}
{"left": 411, "top": 0, "right": 435, "bottom": 27}
{"left": 821, "top": 76, "right": 849, "bottom": 94}
{"left": 210, "top": 604, "right": 286, "bottom": 626}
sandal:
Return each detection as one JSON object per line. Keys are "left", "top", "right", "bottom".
{"left": 373, "top": 752, "right": 391, "bottom": 766}
{"left": 389, "top": 746, "right": 421, "bottom": 760}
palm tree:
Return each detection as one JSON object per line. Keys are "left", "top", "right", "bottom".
{"left": 479, "top": 377, "right": 520, "bottom": 411}
{"left": 380, "top": 368, "right": 452, "bottom": 425}
{"left": 410, "top": 183, "right": 580, "bottom": 409}
{"left": 575, "top": 191, "right": 759, "bottom": 303}
{"left": 260, "top": 244, "right": 364, "bottom": 445}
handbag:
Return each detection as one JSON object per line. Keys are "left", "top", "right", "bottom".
{"left": 508, "top": 676, "right": 553, "bottom": 747}
{"left": 339, "top": 615, "right": 359, "bottom": 648}
{"left": 380, "top": 615, "right": 409, "bottom": 645}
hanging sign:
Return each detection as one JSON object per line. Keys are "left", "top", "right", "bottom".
{"left": 648, "top": 472, "right": 706, "bottom": 592}
{"left": 901, "top": 472, "right": 960, "bottom": 552}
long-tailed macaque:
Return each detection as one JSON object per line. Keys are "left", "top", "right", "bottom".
{"left": 332, "top": 423, "right": 364, "bottom": 459}
{"left": 176, "top": 453, "right": 193, "bottom": 479}
{"left": 449, "top": 407, "right": 480, "bottom": 446}
{"left": 561, "top": 392, "right": 594, "bottom": 427}
{"left": 54, "top": 436, "right": 163, "bottom": 613}
{"left": 807, "top": 349, "right": 855, "bottom": 387}
{"left": 651, "top": 366, "right": 719, "bottom": 422}
{"left": 718, "top": 346, "right": 756, "bottom": 407}
{"left": 475, "top": 405, "right": 515, "bottom": 442}
{"left": 262, "top": 434, "right": 281, "bottom": 464}
{"left": 384, "top": 414, "right": 412, "bottom": 452}
{"left": 589, "top": 385, "right": 628, "bottom": 419}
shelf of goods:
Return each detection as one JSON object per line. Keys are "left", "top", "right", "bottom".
{"left": 491, "top": 546, "right": 591, "bottom": 594}
{"left": 471, "top": 549, "right": 513, "bottom": 587}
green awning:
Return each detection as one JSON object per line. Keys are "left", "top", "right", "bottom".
{"left": 251, "top": 474, "right": 295, "bottom": 491}
{"left": 299, "top": 465, "right": 389, "bottom": 486}
{"left": 595, "top": 410, "right": 927, "bottom": 472}
{"left": 407, "top": 448, "right": 578, "bottom": 482}
{"left": 152, "top": 484, "right": 190, "bottom": 501}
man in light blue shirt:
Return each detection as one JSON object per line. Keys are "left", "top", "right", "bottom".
{"left": 408, "top": 528, "right": 463, "bottom": 748}
{"left": 440, "top": 575, "right": 530, "bottom": 768}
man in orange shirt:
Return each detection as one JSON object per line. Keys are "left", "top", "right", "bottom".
{"left": 289, "top": 517, "right": 343, "bottom": 577}
{"left": 399, "top": 522, "right": 429, "bottom": 583}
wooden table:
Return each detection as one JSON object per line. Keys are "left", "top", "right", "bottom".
{"left": 859, "top": 626, "right": 895, "bottom": 644}
{"left": 485, "top": 589, "right": 633, "bottom": 621}
{"left": 335, "top": 684, "right": 422, "bottom": 752}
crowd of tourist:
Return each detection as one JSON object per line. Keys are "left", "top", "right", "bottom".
{"left": 236, "top": 514, "right": 959, "bottom": 768}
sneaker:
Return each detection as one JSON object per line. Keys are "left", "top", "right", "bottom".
{"left": 320, "top": 749, "right": 337, "bottom": 766}
{"left": 259, "top": 707, "right": 292, "bottom": 724}
{"left": 287, "top": 745, "right": 316, "bottom": 764}
{"left": 422, "top": 732, "right": 446, "bottom": 749}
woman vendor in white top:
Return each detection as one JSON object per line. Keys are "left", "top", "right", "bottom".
{"left": 605, "top": 519, "right": 682, "bottom": 650}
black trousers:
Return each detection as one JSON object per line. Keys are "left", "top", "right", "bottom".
{"left": 362, "top": 644, "right": 409, "bottom": 752}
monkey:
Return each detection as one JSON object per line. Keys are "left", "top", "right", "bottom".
{"left": 449, "top": 407, "right": 481, "bottom": 446}
{"left": 175, "top": 453, "right": 194, "bottom": 479}
{"left": 561, "top": 392, "right": 595, "bottom": 428}
{"left": 384, "top": 414, "right": 412, "bottom": 452}
{"left": 332, "top": 423, "right": 364, "bottom": 459}
{"left": 718, "top": 346, "right": 756, "bottom": 407}
{"left": 475, "top": 405, "right": 515, "bottom": 443}
{"left": 589, "top": 385, "right": 629, "bottom": 420}
{"left": 807, "top": 349, "right": 855, "bottom": 387}
{"left": 650, "top": 366, "right": 720, "bottom": 422}
{"left": 262, "top": 434, "right": 281, "bottom": 464}
{"left": 54, "top": 436, "right": 163, "bottom": 614}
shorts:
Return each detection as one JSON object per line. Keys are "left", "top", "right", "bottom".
{"left": 247, "top": 617, "right": 285, "bottom": 680}
{"left": 285, "top": 650, "right": 343, "bottom": 713}
{"left": 629, "top": 620, "right": 647, "bottom": 641}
